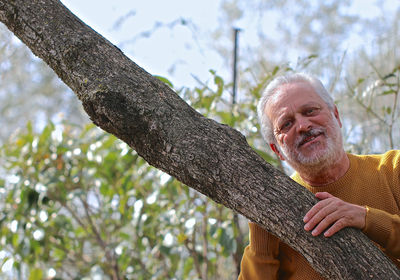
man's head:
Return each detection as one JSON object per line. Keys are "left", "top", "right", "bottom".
{"left": 257, "top": 73, "right": 344, "bottom": 171}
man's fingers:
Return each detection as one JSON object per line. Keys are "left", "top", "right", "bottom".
{"left": 303, "top": 201, "right": 336, "bottom": 231}
{"left": 303, "top": 192, "right": 334, "bottom": 223}
{"left": 323, "top": 220, "right": 347, "bottom": 237}
{"left": 303, "top": 199, "right": 367, "bottom": 237}
{"left": 310, "top": 213, "right": 346, "bottom": 236}
{"left": 315, "top": 192, "right": 333, "bottom": 200}
{"left": 303, "top": 199, "right": 332, "bottom": 223}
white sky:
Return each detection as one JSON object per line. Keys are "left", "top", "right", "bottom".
{"left": 60, "top": 0, "right": 399, "bottom": 90}
{"left": 61, "top": 0, "right": 224, "bottom": 88}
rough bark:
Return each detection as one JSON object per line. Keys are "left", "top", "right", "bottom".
{"left": 0, "top": 1, "right": 399, "bottom": 278}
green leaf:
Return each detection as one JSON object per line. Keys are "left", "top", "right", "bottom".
{"left": 380, "top": 90, "right": 396, "bottom": 96}
{"left": 159, "top": 245, "right": 171, "bottom": 255}
{"left": 254, "top": 148, "right": 278, "bottom": 165}
{"left": 119, "top": 232, "right": 131, "bottom": 241}
{"left": 214, "top": 75, "right": 224, "bottom": 97}
{"left": 202, "top": 96, "right": 215, "bottom": 111}
{"left": 177, "top": 233, "right": 188, "bottom": 243}
{"left": 12, "top": 234, "right": 19, "bottom": 248}
{"left": 183, "top": 257, "right": 194, "bottom": 278}
{"left": 27, "top": 189, "right": 40, "bottom": 209}
{"left": 154, "top": 75, "right": 174, "bottom": 88}
{"left": 272, "top": 66, "right": 280, "bottom": 75}
{"left": 53, "top": 247, "right": 66, "bottom": 260}
{"left": 119, "top": 196, "right": 128, "bottom": 215}
{"left": 26, "top": 121, "right": 33, "bottom": 135}
{"left": 216, "top": 111, "right": 233, "bottom": 126}
{"left": 357, "top": 78, "right": 365, "bottom": 85}
{"left": 100, "top": 183, "right": 109, "bottom": 196}
{"left": 28, "top": 268, "right": 43, "bottom": 280}
{"left": 39, "top": 122, "right": 55, "bottom": 145}
{"left": 210, "top": 224, "right": 218, "bottom": 238}
{"left": 101, "top": 135, "right": 118, "bottom": 150}
{"left": 383, "top": 73, "right": 395, "bottom": 80}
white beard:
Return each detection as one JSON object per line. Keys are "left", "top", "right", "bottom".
{"left": 278, "top": 117, "right": 343, "bottom": 170}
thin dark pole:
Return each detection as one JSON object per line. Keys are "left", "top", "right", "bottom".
{"left": 232, "top": 28, "right": 244, "bottom": 278}
{"left": 232, "top": 28, "right": 240, "bottom": 106}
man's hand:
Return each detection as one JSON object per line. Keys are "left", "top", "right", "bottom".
{"left": 303, "top": 192, "right": 367, "bottom": 237}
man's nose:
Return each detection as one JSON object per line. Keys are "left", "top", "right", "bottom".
{"left": 296, "top": 116, "right": 312, "bottom": 132}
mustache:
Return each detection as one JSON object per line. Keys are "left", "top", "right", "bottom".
{"left": 296, "top": 128, "right": 326, "bottom": 147}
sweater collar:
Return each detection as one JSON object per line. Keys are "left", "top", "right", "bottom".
{"left": 291, "top": 153, "right": 357, "bottom": 194}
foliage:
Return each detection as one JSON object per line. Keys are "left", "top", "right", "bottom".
{"left": 1, "top": 121, "right": 228, "bottom": 279}
{"left": 0, "top": 66, "right": 285, "bottom": 279}
{"left": 342, "top": 65, "right": 400, "bottom": 153}
{"left": 179, "top": 69, "right": 280, "bottom": 165}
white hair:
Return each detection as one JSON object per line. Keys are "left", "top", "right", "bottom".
{"left": 257, "top": 73, "right": 335, "bottom": 144}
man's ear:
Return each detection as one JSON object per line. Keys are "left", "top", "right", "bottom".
{"left": 270, "top": 143, "right": 285, "bottom": 161}
{"left": 333, "top": 105, "right": 342, "bottom": 128}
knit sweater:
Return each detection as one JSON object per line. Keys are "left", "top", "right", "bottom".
{"left": 239, "top": 150, "right": 400, "bottom": 280}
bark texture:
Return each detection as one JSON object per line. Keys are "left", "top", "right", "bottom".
{"left": 0, "top": 1, "right": 399, "bottom": 278}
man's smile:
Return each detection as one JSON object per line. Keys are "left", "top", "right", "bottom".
{"left": 297, "top": 131, "right": 325, "bottom": 148}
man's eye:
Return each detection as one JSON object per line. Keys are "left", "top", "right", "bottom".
{"left": 305, "top": 108, "right": 318, "bottom": 115}
{"left": 281, "top": 121, "right": 292, "bottom": 130}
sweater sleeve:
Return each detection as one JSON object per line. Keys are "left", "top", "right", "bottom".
{"left": 238, "top": 222, "right": 280, "bottom": 280}
{"left": 363, "top": 207, "right": 400, "bottom": 258}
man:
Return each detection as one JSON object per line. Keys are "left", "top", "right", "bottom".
{"left": 239, "top": 73, "right": 400, "bottom": 279}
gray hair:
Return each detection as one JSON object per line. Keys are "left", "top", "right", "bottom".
{"left": 257, "top": 73, "right": 335, "bottom": 144}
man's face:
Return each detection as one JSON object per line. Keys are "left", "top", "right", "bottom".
{"left": 265, "top": 82, "right": 343, "bottom": 168}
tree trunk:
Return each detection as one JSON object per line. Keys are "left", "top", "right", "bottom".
{"left": 0, "top": 1, "right": 399, "bottom": 278}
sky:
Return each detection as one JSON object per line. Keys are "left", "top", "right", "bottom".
{"left": 61, "top": 0, "right": 225, "bottom": 88}
{"left": 60, "top": 0, "right": 399, "bottom": 89}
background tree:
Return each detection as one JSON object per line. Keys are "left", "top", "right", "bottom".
{"left": 209, "top": 0, "right": 400, "bottom": 155}
{"left": 1, "top": 72, "right": 275, "bottom": 279}
{"left": 0, "top": 25, "right": 88, "bottom": 143}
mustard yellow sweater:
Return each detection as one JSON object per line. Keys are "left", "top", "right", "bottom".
{"left": 239, "top": 150, "right": 400, "bottom": 280}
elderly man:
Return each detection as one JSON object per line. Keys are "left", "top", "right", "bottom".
{"left": 239, "top": 73, "right": 400, "bottom": 279}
